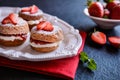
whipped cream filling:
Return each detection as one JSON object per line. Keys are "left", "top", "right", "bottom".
{"left": 0, "top": 35, "right": 23, "bottom": 41}
{"left": 27, "top": 18, "right": 43, "bottom": 25}
{"left": 0, "top": 33, "right": 28, "bottom": 41}
{"left": 30, "top": 41, "right": 61, "bottom": 48}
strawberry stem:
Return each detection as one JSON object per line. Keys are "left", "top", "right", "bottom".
{"left": 94, "top": 28, "right": 96, "bottom": 32}
{"left": 103, "top": 0, "right": 114, "bottom": 3}
{"left": 109, "top": 0, "right": 114, "bottom": 2}
{"left": 87, "top": 0, "right": 101, "bottom": 7}
{"left": 87, "top": 0, "right": 93, "bottom": 6}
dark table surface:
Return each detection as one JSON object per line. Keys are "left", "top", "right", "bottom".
{"left": 0, "top": 0, "right": 120, "bottom": 80}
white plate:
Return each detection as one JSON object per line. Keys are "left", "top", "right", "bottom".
{"left": 0, "top": 7, "right": 82, "bottom": 61}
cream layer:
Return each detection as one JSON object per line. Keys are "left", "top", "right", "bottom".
{"left": 30, "top": 41, "right": 61, "bottom": 48}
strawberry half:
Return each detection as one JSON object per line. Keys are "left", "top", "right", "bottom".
{"left": 21, "top": 7, "right": 31, "bottom": 12}
{"left": 42, "top": 22, "right": 53, "bottom": 31}
{"left": 37, "top": 21, "right": 53, "bottom": 31}
{"left": 30, "top": 5, "right": 39, "bottom": 14}
{"left": 91, "top": 31, "right": 106, "bottom": 45}
{"left": 21, "top": 5, "right": 39, "bottom": 14}
{"left": 2, "top": 13, "right": 18, "bottom": 25}
{"left": 37, "top": 21, "right": 48, "bottom": 30}
{"left": 108, "top": 36, "right": 120, "bottom": 48}
{"left": 2, "top": 17, "right": 12, "bottom": 24}
{"left": 9, "top": 13, "right": 18, "bottom": 25}
{"left": 88, "top": 1, "right": 104, "bottom": 17}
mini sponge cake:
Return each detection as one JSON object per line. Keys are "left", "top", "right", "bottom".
{"left": 30, "top": 21, "right": 64, "bottom": 53}
{"left": 0, "top": 13, "right": 29, "bottom": 46}
{"left": 19, "top": 5, "right": 44, "bottom": 30}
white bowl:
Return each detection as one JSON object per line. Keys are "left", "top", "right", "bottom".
{"left": 84, "top": 8, "right": 120, "bottom": 29}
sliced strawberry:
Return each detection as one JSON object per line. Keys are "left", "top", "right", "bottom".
{"left": 1, "top": 13, "right": 18, "bottom": 25}
{"left": 37, "top": 21, "right": 54, "bottom": 31}
{"left": 91, "top": 31, "right": 106, "bottom": 45}
{"left": 42, "top": 22, "right": 54, "bottom": 31}
{"left": 108, "top": 36, "right": 120, "bottom": 48}
{"left": 9, "top": 13, "right": 18, "bottom": 25}
{"left": 21, "top": 7, "right": 31, "bottom": 12}
{"left": 30, "top": 5, "right": 39, "bottom": 14}
{"left": 37, "top": 21, "right": 48, "bottom": 30}
{"left": 88, "top": 2, "right": 104, "bottom": 17}
{"left": 2, "top": 17, "right": 12, "bottom": 24}
{"left": 21, "top": 5, "right": 39, "bottom": 14}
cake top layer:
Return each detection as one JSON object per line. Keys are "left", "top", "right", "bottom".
{"left": 31, "top": 25, "right": 62, "bottom": 35}
{"left": 0, "top": 17, "right": 28, "bottom": 27}
{"left": 0, "top": 13, "right": 28, "bottom": 26}
{"left": 31, "top": 21, "right": 63, "bottom": 35}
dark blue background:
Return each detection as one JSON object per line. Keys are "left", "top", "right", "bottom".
{"left": 0, "top": 0, "right": 120, "bottom": 80}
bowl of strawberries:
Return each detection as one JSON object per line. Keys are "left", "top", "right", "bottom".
{"left": 84, "top": 0, "right": 120, "bottom": 29}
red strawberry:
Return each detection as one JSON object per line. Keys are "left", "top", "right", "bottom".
{"left": 91, "top": 31, "right": 106, "bottom": 45}
{"left": 110, "top": 4, "right": 120, "bottom": 19}
{"left": 42, "top": 22, "right": 54, "bottom": 31}
{"left": 106, "top": 1, "right": 118, "bottom": 12}
{"left": 103, "top": 9, "right": 110, "bottom": 18}
{"left": 21, "top": 7, "right": 31, "bottom": 12}
{"left": 88, "top": 1, "right": 104, "bottom": 17}
{"left": 30, "top": 5, "right": 39, "bottom": 14}
{"left": 108, "top": 36, "right": 120, "bottom": 48}
{"left": 2, "top": 13, "right": 18, "bottom": 25}
{"left": 9, "top": 13, "right": 18, "bottom": 25}
{"left": 2, "top": 17, "right": 12, "bottom": 24}
{"left": 37, "top": 21, "right": 48, "bottom": 30}
{"left": 37, "top": 21, "right": 53, "bottom": 31}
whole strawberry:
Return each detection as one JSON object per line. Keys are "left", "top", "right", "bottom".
{"left": 110, "top": 4, "right": 120, "bottom": 19}
{"left": 105, "top": 0, "right": 119, "bottom": 12}
{"left": 87, "top": 0, "right": 104, "bottom": 17}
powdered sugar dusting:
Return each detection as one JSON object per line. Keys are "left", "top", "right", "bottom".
{"left": 0, "top": 18, "right": 28, "bottom": 27}
{"left": 20, "top": 9, "right": 43, "bottom": 16}
{"left": 31, "top": 25, "right": 62, "bottom": 35}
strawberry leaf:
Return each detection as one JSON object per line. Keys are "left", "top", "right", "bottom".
{"left": 80, "top": 51, "right": 97, "bottom": 71}
{"left": 87, "top": 0, "right": 93, "bottom": 6}
{"left": 103, "top": 0, "right": 114, "bottom": 3}
{"left": 80, "top": 51, "right": 89, "bottom": 63}
{"left": 87, "top": 58, "right": 97, "bottom": 70}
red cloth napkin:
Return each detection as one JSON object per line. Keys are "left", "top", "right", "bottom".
{"left": 0, "top": 31, "right": 87, "bottom": 80}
